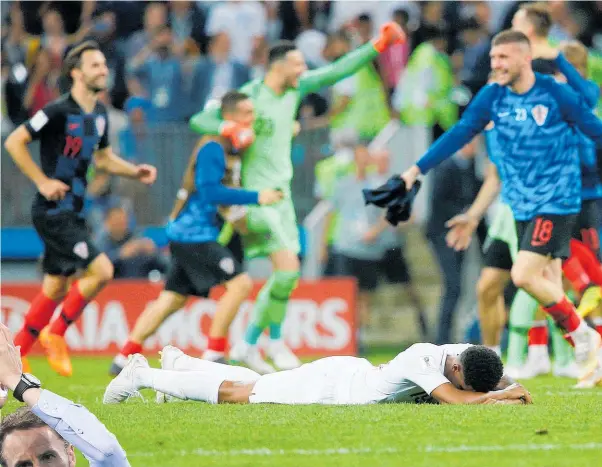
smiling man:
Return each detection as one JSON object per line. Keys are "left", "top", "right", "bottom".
{"left": 400, "top": 30, "right": 602, "bottom": 381}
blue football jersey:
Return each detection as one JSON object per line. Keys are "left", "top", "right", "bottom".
{"left": 417, "top": 73, "right": 602, "bottom": 221}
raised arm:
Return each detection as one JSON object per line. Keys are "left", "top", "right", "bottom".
{"left": 299, "top": 23, "right": 405, "bottom": 97}
{"left": 401, "top": 85, "right": 496, "bottom": 187}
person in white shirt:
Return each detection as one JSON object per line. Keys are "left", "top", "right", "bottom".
{"left": 0, "top": 324, "right": 129, "bottom": 467}
{"left": 104, "top": 343, "right": 531, "bottom": 406}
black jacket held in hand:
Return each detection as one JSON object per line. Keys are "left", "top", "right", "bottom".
{"left": 362, "top": 177, "right": 421, "bottom": 226}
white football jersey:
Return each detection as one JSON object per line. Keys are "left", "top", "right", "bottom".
{"left": 361, "top": 343, "right": 473, "bottom": 404}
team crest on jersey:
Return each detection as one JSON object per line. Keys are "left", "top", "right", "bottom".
{"left": 420, "top": 355, "right": 437, "bottom": 371}
{"left": 531, "top": 105, "right": 548, "bottom": 126}
{"left": 96, "top": 116, "right": 106, "bottom": 137}
{"left": 73, "top": 242, "right": 89, "bottom": 259}
{"left": 219, "top": 257, "right": 235, "bottom": 275}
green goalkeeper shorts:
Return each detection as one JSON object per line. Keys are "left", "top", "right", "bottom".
{"left": 243, "top": 199, "right": 300, "bottom": 259}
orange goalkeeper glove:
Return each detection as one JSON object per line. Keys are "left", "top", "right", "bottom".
{"left": 372, "top": 22, "right": 407, "bottom": 53}
{"left": 219, "top": 121, "right": 255, "bottom": 150}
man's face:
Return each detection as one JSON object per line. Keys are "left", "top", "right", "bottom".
{"left": 490, "top": 42, "right": 530, "bottom": 87}
{"left": 324, "top": 38, "right": 349, "bottom": 62}
{"left": 75, "top": 50, "right": 109, "bottom": 93}
{"left": 224, "top": 99, "right": 255, "bottom": 128}
{"left": 511, "top": 10, "right": 534, "bottom": 38}
{"left": 42, "top": 11, "right": 64, "bottom": 35}
{"left": 281, "top": 50, "right": 307, "bottom": 88}
{"left": 144, "top": 4, "right": 167, "bottom": 31}
{"left": 448, "top": 363, "right": 474, "bottom": 392}
{"left": 2, "top": 427, "right": 75, "bottom": 467}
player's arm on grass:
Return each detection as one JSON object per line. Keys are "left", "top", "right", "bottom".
{"left": 4, "top": 103, "right": 70, "bottom": 200}
{"left": 94, "top": 117, "right": 157, "bottom": 184}
{"left": 550, "top": 80, "right": 602, "bottom": 148}
{"left": 0, "top": 323, "right": 130, "bottom": 466}
{"left": 431, "top": 382, "right": 530, "bottom": 405}
{"left": 555, "top": 53, "right": 600, "bottom": 108}
{"left": 401, "top": 85, "right": 496, "bottom": 187}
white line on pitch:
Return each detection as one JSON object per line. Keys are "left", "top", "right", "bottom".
{"left": 127, "top": 442, "right": 602, "bottom": 458}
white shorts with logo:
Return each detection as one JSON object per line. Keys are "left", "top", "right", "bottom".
{"left": 249, "top": 356, "right": 386, "bottom": 405}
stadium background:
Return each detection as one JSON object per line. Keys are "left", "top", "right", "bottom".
{"left": 2, "top": 0, "right": 602, "bottom": 356}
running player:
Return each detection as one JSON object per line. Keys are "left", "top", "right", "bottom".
{"left": 4, "top": 41, "right": 157, "bottom": 377}
{"left": 189, "top": 23, "right": 406, "bottom": 374}
{"left": 401, "top": 30, "right": 602, "bottom": 379}
{"left": 104, "top": 344, "right": 532, "bottom": 406}
{"left": 109, "top": 92, "right": 283, "bottom": 375}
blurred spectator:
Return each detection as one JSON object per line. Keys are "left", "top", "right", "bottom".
{"left": 85, "top": 10, "right": 128, "bottom": 108}
{"left": 371, "top": 150, "right": 428, "bottom": 339}
{"left": 22, "top": 49, "right": 60, "bottom": 116}
{"left": 127, "top": 25, "right": 185, "bottom": 123}
{"left": 96, "top": 206, "right": 166, "bottom": 279}
{"left": 315, "top": 128, "right": 358, "bottom": 276}
{"left": 454, "top": 17, "right": 491, "bottom": 97}
{"left": 126, "top": 2, "right": 167, "bottom": 61}
{"left": 96, "top": 1, "right": 146, "bottom": 39}
{"left": 295, "top": 29, "right": 328, "bottom": 69}
{"left": 168, "top": 0, "right": 208, "bottom": 56}
{"left": 329, "top": 146, "right": 389, "bottom": 329}
{"left": 412, "top": 1, "right": 449, "bottom": 52}
{"left": 313, "top": 30, "right": 390, "bottom": 142}
{"left": 425, "top": 137, "right": 482, "bottom": 344}
{"left": 378, "top": 8, "right": 411, "bottom": 96}
{"left": 393, "top": 26, "right": 457, "bottom": 142}
{"left": 40, "top": 8, "right": 72, "bottom": 66}
{"left": 278, "top": 1, "right": 316, "bottom": 41}
{"left": 4, "top": 4, "right": 40, "bottom": 125}
{"left": 205, "top": 0, "right": 267, "bottom": 64}
{"left": 189, "top": 32, "right": 250, "bottom": 114}
{"left": 547, "top": 0, "right": 579, "bottom": 42}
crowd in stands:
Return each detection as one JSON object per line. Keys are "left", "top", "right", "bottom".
{"left": 3, "top": 0, "right": 602, "bottom": 339}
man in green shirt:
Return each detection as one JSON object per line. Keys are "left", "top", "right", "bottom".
{"left": 189, "top": 23, "right": 406, "bottom": 374}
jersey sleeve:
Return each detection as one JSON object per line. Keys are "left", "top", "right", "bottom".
{"left": 196, "top": 141, "right": 259, "bottom": 205}
{"left": 299, "top": 42, "right": 378, "bottom": 97}
{"left": 24, "top": 101, "right": 63, "bottom": 141}
{"left": 551, "top": 80, "right": 602, "bottom": 148}
{"left": 388, "top": 343, "right": 450, "bottom": 395}
{"left": 415, "top": 85, "right": 496, "bottom": 174}
{"left": 555, "top": 53, "right": 600, "bottom": 109}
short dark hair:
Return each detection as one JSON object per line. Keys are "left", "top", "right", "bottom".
{"left": 221, "top": 91, "right": 250, "bottom": 115}
{"left": 519, "top": 2, "right": 552, "bottom": 37}
{"left": 0, "top": 408, "right": 68, "bottom": 464}
{"left": 459, "top": 345, "right": 504, "bottom": 393}
{"left": 63, "top": 40, "right": 101, "bottom": 80}
{"left": 358, "top": 13, "right": 372, "bottom": 23}
{"left": 492, "top": 29, "right": 530, "bottom": 48}
{"left": 268, "top": 41, "right": 297, "bottom": 66}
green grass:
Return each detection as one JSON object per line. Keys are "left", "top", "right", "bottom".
{"left": 3, "top": 354, "right": 602, "bottom": 467}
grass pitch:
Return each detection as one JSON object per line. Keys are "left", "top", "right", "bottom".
{"left": 2, "top": 353, "right": 601, "bottom": 467}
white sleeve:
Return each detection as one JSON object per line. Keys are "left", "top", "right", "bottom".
{"left": 333, "top": 76, "right": 356, "bottom": 98}
{"left": 31, "top": 390, "right": 130, "bottom": 466}
{"left": 395, "top": 343, "right": 451, "bottom": 395}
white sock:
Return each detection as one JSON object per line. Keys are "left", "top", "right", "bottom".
{"left": 527, "top": 344, "right": 548, "bottom": 359}
{"left": 173, "top": 352, "right": 260, "bottom": 383}
{"left": 134, "top": 368, "right": 225, "bottom": 404}
{"left": 486, "top": 345, "right": 501, "bottom": 357}
{"left": 202, "top": 349, "right": 225, "bottom": 361}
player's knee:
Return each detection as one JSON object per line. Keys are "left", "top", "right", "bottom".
{"left": 477, "top": 270, "right": 503, "bottom": 302}
{"left": 42, "top": 279, "right": 69, "bottom": 301}
{"left": 510, "top": 264, "right": 534, "bottom": 291}
{"left": 271, "top": 270, "right": 300, "bottom": 298}
{"left": 233, "top": 273, "right": 254, "bottom": 295}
